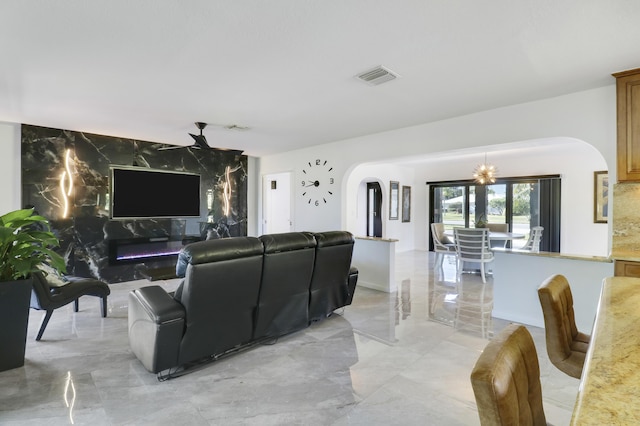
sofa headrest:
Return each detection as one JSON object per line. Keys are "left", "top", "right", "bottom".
{"left": 259, "top": 232, "right": 316, "bottom": 254}
{"left": 313, "top": 231, "right": 354, "bottom": 248}
{"left": 176, "top": 237, "right": 263, "bottom": 277}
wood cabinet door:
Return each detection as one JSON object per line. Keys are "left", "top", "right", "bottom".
{"left": 614, "top": 260, "right": 640, "bottom": 277}
{"left": 614, "top": 68, "right": 640, "bottom": 182}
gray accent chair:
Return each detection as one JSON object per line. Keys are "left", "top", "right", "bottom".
{"left": 30, "top": 271, "right": 110, "bottom": 341}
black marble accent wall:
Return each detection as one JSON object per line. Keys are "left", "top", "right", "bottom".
{"left": 21, "top": 124, "right": 248, "bottom": 283}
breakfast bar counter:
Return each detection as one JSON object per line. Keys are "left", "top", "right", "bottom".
{"left": 571, "top": 276, "right": 640, "bottom": 425}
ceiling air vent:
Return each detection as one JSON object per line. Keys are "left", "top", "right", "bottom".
{"left": 356, "top": 66, "right": 399, "bottom": 86}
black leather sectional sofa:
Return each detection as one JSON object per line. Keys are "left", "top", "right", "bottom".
{"left": 128, "top": 231, "right": 358, "bottom": 374}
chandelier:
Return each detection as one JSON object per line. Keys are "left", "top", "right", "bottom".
{"left": 473, "top": 154, "right": 497, "bottom": 184}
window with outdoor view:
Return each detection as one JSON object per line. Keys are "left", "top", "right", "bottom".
{"left": 428, "top": 175, "right": 560, "bottom": 252}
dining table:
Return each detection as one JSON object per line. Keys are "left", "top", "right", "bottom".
{"left": 485, "top": 231, "right": 526, "bottom": 241}
{"left": 443, "top": 230, "right": 526, "bottom": 242}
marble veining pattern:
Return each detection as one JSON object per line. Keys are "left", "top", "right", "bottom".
{"left": 0, "top": 252, "right": 577, "bottom": 425}
{"left": 21, "top": 124, "right": 248, "bottom": 283}
{"left": 571, "top": 276, "right": 640, "bottom": 425}
{"left": 612, "top": 182, "right": 640, "bottom": 260}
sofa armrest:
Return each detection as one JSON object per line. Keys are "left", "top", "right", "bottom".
{"left": 132, "top": 285, "right": 185, "bottom": 324}
{"left": 128, "top": 286, "right": 185, "bottom": 373}
{"left": 346, "top": 266, "right": 359, "bottom": 305}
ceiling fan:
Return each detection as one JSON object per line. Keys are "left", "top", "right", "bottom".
{"left": 158, "top": 122, "right": 244, "bottom": 155}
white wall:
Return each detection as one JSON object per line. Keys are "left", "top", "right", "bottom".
{"left": 347, "top": 163, "right": 417, "bottom": 252}
{"left": 255, "top": 152, "right": 344, "bottom": 233}
{"left": 493, "top": 251, "right": 614, "bottom": 333}
{"left": 258, "top": 85, "right": 616, "bottom": 256}
{"left": 246, "top": 156, "right": 259, "bottom": 236}
{"left": 0, "top": 122, "right": 21, "bottom": 215}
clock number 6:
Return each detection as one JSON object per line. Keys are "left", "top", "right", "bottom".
{"left": 315, "top": 200, "right": 319, "bottom": 206}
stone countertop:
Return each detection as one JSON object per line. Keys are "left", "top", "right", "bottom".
{"left": 354, "top": 236, "right": 399, "bottom": 243}
{"left": 612, "top": 183, "right": 640, "bottom": 262}
{"left": 492, "top": 248, "right": 612, "bottom": 263}
{"left": 571, "top": 276, "right": 640, "bottom": 425}
{"left": 610, "top": 249, "right": 640, "bottom": 262}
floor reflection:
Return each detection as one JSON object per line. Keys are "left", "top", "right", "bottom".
{"left": 397, "top": 278, "right": 411, "bottom": 321}
{"left": 428, "top": 256, "right": 494, "bottom": 338}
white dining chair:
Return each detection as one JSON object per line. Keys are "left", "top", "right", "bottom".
{"left": 431, "top": 223, "right": 457, "bottom": 268}
{"left": 522, "top": 226, "right": 544, "bottom": 252}
{"left": 453, "top": 227, "right": 494, "bottom": 283}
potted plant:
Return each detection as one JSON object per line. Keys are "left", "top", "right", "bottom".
{"left": 475, "top": 213, "right": 488, "bottom": 228}
{"left": 0, "top": 208, "right": 66, "bottom": 372}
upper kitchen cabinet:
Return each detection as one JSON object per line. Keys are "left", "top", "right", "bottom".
{"left": 614, "top": 68, "right": 640, "bottom": 182}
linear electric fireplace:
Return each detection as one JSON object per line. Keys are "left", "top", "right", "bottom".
{"left": 108, "top": 236, "right": 199, "bottom": 266}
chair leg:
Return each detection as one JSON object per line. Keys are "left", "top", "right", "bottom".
{"left": 101, "top": 296, "right": 108, "bottom": 318}
{"left": 74, "top": 298, "right": 79, "bottom": 312}
{"left": 36, "top": 310, "right": 54, "bottom": 341}
{"left": 480, "top": 263, "right": 487, "bottom": 284}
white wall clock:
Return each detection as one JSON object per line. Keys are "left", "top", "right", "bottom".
{"left": 301, "top": 159, "right": 335, "bottom": 206}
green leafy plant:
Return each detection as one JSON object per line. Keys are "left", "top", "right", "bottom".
{"left": 475, "top": 213, "right": 488, "bottom": 228}
{"left": 0, "top": 208, "right": 66, "bottom": 281}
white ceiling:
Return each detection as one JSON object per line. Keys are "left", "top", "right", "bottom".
{"left": 2, "top": 1, "right": 640, "bottom": 157}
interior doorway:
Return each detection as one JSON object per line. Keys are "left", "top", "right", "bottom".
{"left": 367, "top": 182, "right": 382, "bottom": 238}
{"left": 263, "top": 172, "right": 292, "bottom": 234}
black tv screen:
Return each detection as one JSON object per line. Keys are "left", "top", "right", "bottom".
{"left": 110, "top": 166, "right": 201, "bottom": 219}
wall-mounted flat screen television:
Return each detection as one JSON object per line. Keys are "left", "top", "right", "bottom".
{"left": 110, "top": 166, "right": 201, "bottom": 219}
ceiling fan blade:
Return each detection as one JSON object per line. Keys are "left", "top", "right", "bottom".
{"left": 212, "top": 147, "right": 245, "bottom": 155}
{"left": 189, "top": 133, "right": 211, "bottom": 149}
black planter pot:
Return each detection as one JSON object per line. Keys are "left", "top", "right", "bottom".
{"left": 0, "top": 277, "right": 32, "bottom": 372}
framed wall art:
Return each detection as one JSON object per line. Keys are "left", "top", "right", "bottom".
{"left": 389, "top": 181, "right": 399, "bottom": 220}
{"left": 402, "top": 185, "right": 411, "bottom": 223}
{"left": 594, "top": 171, "right": 608, "bottom": 223}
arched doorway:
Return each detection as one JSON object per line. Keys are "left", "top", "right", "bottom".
{"left": 367, "top": 182, "right": 382, "bottom": 237}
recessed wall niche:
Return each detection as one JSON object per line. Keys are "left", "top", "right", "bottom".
{"left": 21, "top": 124, "right": 248, "bottom": 283}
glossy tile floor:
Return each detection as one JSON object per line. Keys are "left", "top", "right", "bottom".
{"left": 0, "top": 251, "right": 578, "bottom": 425}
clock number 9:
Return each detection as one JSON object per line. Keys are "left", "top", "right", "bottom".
{"left": 301, "top": 180, "right": 305, "bottom": 187}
